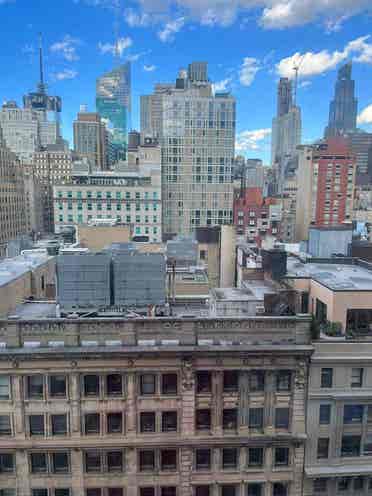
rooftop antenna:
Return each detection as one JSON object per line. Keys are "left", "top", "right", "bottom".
{"left": 38, "top": 32, "right": 46, "bottom": 94}
{"left": 114, "top": 0, "right": 121, "bottom": 63}
{"left": 293, "top": 56, "right": 304, "bottom": 107}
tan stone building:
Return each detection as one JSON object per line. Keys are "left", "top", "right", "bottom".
{"left": 0, "top": 312, "right": 311, "bottom": 496}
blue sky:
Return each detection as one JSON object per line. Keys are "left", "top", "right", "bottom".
{"left": 0, "top": 0, "right": 372, "bottom": 163}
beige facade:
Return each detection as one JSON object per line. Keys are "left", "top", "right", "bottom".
{"left": 23, "top": 165, "right": 44, "bottom": 236}
{"left": 77, "top": 225, "right": 132, "bottom": 251}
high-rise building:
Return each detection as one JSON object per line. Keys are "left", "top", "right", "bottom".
{"left": 23, "top": 165, "right": 44, "bottom": 237}
{"left": 277, "top": 77, "right": 292, "bottom": 117}
{"left": 346, "top": 131, "right": 372, "bottom": 183}
{"left": 73, "top": 106, "right": 108, "bottom": 170}
{"left": 141, "top": 62, "right": 235, "bottom": 236}
{"left": 295, "top": 138, "right": 356, "bottom": 242}
{"left": 187, "top": 61, "right": 208, "bottom": 82}
{"left": 96, "top": 63, "right": 131, "bottom": 165}
{"left": 324, "top": 62, "right": 358, "bottom": 138}
{"left": 0, "top": 127, "right": 26, "bottom": 256}
{"left": 245, "top": 159, "right": 264, "bottom": 188}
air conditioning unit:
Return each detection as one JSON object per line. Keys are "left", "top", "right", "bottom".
{"left": 256, "top": 306, "right": 265, "bottom": 315}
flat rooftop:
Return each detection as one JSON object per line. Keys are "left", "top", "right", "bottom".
{"left": 286, "top": 257, "right": 372, "bottom": 291}
{"left": 0, "top": 252, "right": 53, "bottom": 288}
{"left": 213, "top": 281, "right": 276, "bottom": 302}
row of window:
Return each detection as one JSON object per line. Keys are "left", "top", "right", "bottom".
{"left": 58, "top": 192, "right": 159, "bottom": 200}
{"left": 314, "top": 476, "right": 372, "bottom": 494}
{"left": 320, "top": 367, "right": 364, "bottom": 388}
{"left": 319, "top": 403, "right": 372, "bottom": 425}
{"left": 59, "top": 203, "right": 158, "bottom": 214}
{"left": 317, "top": 434, "right": 372, "bottom": 459}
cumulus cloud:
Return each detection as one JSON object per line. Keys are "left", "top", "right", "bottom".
{"left": 158, "top": 17, "right": 185, "bottom": 42}
{"left": 50, "top": 35, "right": 80, "bottom": 62}
{"left": 98, "top": 37, "right": 132, "bottom": 56}
{"left": 239, "top": 57, "right": 260, "bottom": 86}
{"left": 52, "top": 69, "right": 78, "bottom": 81}
{"left": 124, "top": 8, "right": 152, "bottom": 26}
{"left": 144, "top": 64, "right": 157, "bottom": 71}
{"left": 358, "top": 105, "right": 372, "bottom": 125}
{"left": 236, "top": 128, "right": 271, "bottom": 153}
{"left": 212, "top": 77, "right": 232, "bottom": 93}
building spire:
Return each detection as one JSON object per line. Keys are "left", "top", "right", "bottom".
{"left": 38, "top": 32, "right": 46, "bottom": 94}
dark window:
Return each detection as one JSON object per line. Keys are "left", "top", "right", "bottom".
{"left": 313, "top": 479, "right": 327, "bottom": 493}
{"left": 30, "top": 452, "right": 47, "bottom": 473}
{"left": 0, "top": 376, "right": 10, "bottom": 400}
{"left": 276, "top": 371, "right": 291, "bottom": 391}
{"left": 140, "top": 489, "right": 155, "bottom": 496}
{"left": 319, "top": 405, "right": 331, "bottom": 425}
{"left": 107, "top": 413, "right": 123, "bottom": 434}
{"left": 52, "top": 452, "right": 69, "bottom": 473}
{"left": 249, "top": 371, "right": 265, "bottom": 392}
{"left": 107, "top": 451, "right": 123, "bottom": 472}
{"left": 139, "top": 450, "right": 155, "bottom": 471}
{"left": 49, "top": 375, "right": 66, "bottom": 397}
{"left": 341, "top": 435, "right": 361, "bottom": 457}
{"left": 247, "top": 447, "right": 263, "bottom": 467}
{"left": 161, "top": 488, "right": 176, "bottom": 496}
{"left": 32, "top": 491, "right": 48, "bottom": 496}
{"left": 162, "top": 411, "right": 177, "bottom": 432}
{"left": 351, "top": 368, "right": 364, "bottom": 388}
{"left": 108, "top": 490, "right": 123, "bottom": 496}
{"left": 29, "top": 415, "right": 44, "bottom": 436}
{"left": 162, "top": 374, "right": 178, "bottom": 395}
{"left": 27, "top": 375, "right": 44, "bottom": 399}
{"left": 223, "top": 371, "right": 239, "bottom": 392}
{"left": 85, "top": 451, "right": 101, "bottom": 472}
{"left": 223, "top": 409, "right": 237, "bottom": 430}
{"left": 273, "top": 483, "right": 287, "bottom": 496}
{"left": 337, "top": 478, "right": 350, "bottom": 491}
{"left": 140, "top": 412, "right": 156, "bottom": 433}
{"left": 161, "top": 449, "right": 177, "bottom": 471}
{"left": 221, "top": 485, "right": 236, "bottom": 496}
{"left": 140, "top": 374, "right": 156, "bottom": 395}
{"left": 86, "top": 490, "right": 101, "bottom": 496}
{"left": 247, "top": 484, "right": 263, "bottom": 496}
{"left": 315, "top": 299, "right": 327, "bottom": 323}
{"left": 196, "top": 371, "right": 211, "bottom": 393}
{"left": 354, "top": 477, "right": 365, "bottom": 491}
{"left": 275, "top": 408, "right": 289, "bottom": 429}
{"left": 274, "top": 447, "right": 289, "bottom": 466}
{"left": 195, "top": 449, "right": 211, "bottom": 470}
{"left": 222, "top": 448, "right": 238, "bottom": 469}
{"left": 0, "top": 453, "right": 14, "bottom": 473}
{"left": 106, "top": 374, "right": 123, "bottom": 396}
{"left": 84, "top": 413, "right": 100, "bottom": 435}
{"left": 51, "top": 414, "right": 67, "bottom": 435}
{"left": 320, "top": 368, "right": 333, "bottom": 388}
{"left": 84, "top": 375, "right": 100, "bottom": 396}
{"left": 196, "top": 409, "right": 211, "bottom": 430}
{"left": 249, "top": 408, "right": 263, "bottom": 429}
{"left": 363, "top": 434, "right": 372, "bottom": 455}
{"left": 55, "top": 490, "right": 71, "bottom": 496}
{"left": 344, "top": 405, "right": 364, "bottom": 424}
{"left": 0, "top": 416, "right": 10, "bottom": 437}
{"left": 317, "top": 438, "right": 329, "bottom": 459}
{"left": 195, "top": 487, "right": 210, "bottom": 496}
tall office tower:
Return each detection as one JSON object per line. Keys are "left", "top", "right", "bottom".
{"left": 141, "top": 62, "right": 235, "bottom": 236}
{"left": 245, "top": 159, "right": 264, "bottom": 188}
{"left": 23, "top": 165, "right": 44, "bottom": 237}
{"left": 0, "top": 127, "right": 26, "bottom": 256}
{"left": 346, "top": 131, "right": 372, "bottom": 183}
{"left": 295, "top": 138, "right": 355, "bottom": 242}
{"left": 140, "top": 84, "right": 173, "bottom": 141}
{"left": 187, "top": 61, "right": 208, "bottom": 82}
{"left": 324, "top": 62, "right": 358, "bottom": 138}
{"left": 271, "top": 79, "right": 301, "bottom": 191}
{"left": 73, "top": 106, "right": 108, "bottom": 170}
{"left": 96, "top": 63, "right": 131, "bottom": 165}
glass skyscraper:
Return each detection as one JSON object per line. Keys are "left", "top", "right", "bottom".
{"left": 96, "top": 63, "right": 131, "bottom": 164}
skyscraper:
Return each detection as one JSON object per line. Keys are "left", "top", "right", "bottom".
{"left": 96, "top": 63, "right": 131, "bottom": 165}
{"left": 141, "top": 62, "right": 235, "bottom": 236}
{"left": 73, "top": 106, "right": 108, "bottom": 170}
{"left": 277, "top": 77, "right": 292, "bottom": 117}
{"left": 324, "top": 61, "right": 358, "bottom": 138}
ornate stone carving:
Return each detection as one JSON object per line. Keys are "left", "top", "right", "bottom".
{"left": 295, "top": 360, "right": 306, "bottom": 389}
{"left": 181, "top": 358, "right": 194, "bottom": 391}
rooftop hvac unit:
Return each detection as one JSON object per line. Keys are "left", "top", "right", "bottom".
{"left": 256, "top": 306, "right": 265, "bottom": 315}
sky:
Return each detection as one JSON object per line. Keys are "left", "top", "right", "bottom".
{"left": 1, "top": 0, "right": 372, "bottom": 163}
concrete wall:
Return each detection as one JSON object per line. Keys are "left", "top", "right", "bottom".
{"left": 220, "top": 225, "right": 236, "bottom": 287}
{"left": 77, "top": 225, "right": 131, "bottom": 251}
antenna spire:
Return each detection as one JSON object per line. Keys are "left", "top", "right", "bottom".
{"left": 38, "top": 32, "right": 46, "bottom": 93}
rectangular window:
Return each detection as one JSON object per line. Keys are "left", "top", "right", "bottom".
{"left": 106, "top": 374, "right": 123, "bottom": 396}
{"left": 249, "top": 370, "right": 265, "bottom": 392}
{"left": 223, "top": 371, "right": 239, "bottom": 392}
{"left": 247, "top": 484, "right": 262, "bottom": 496}
{"left": 52, "top": 452, "right": 69, "bottom": 473}
{"left": 161, "top": 488, "right": 176, "bottom": 496}
{"left": 273, "top": 483, "right": 287, "bottom": 496}
{"left": 140, "top": 489, "right": 155, "bottom": 496}
{"left": 86, "top": 490, "right": 101, "bottom": 496}
{"left": 0, "top": 453, "right": 14, "bottom": 473}
{"left": 222, "top": 448, "right": 238, "bottom": 469}
{"left": 107, "top": 413, "right": 123, "bottom": 434}
{"left": 196, "top": 409, "right": 211, "bottom": 430}
{"left": 0, "top": 377, "right": 10, "bottom": 399}
{"left": 30, "top": 452, "right": 47, "bottom": 473}
{"left": 0, "top": 416, "right": 11, "bottom": 436}
{"left": 55, "top": 491, "right": 70, "bottom": 496}
{"left": 196, "top": 371, "right": 211, "bottom": 393}
{"left": 354, "top": 477, "right": 364, "bottom": 491}
{"left": 85, "top": 451, "right": 101, "bottom": 472}
{"left": 351, "top": 368, "right": 364, "bottom": 388}
{"left": 162, "top": 411, "right": 177, "bottom": 432}
{"left": 139, "top": 450, "right": 155, "bottom": 471}
{"left": 223, "top": 409, "right": 237, "bottom": 430}
{"left": 275, "top": 408, "right": 289, "bottom": 429}
{"left": 341, "top": 435, "right": 361, "bottom": 457}
{"left": 274, "top": 447, "right": 289, "bottom": 466}
{"left": 343, "top": 405, "right": 364, "bottom": 424}
{"left": 140, "top": 374, "right": 156, "bottom": 395}
{"left": 107, "top": 451, "right": 123, "bottom": 472}
{"left": 249, "top": 408, "right": 263, "bottom": 429}
{"left": 319, "top": 405, "right": 331, "bottom": 425}
{"left": 27, "top": 375, "right": 44, "bottom": 399}
{"left": 84, "top": 375, "right": 100, "bottom": 396}
{"left": 313, "top": 479, "right": 327, "bottom": 493}
{"left": 162, "top": 374, "right": 178, "bottom": 395}
{"left": 29, "top": 415, "right": 44, "bottom": 436}
{"left": 195, "top": 449, "right": 211, "bottom": 470}
{"left": 276, "top": 371, "right": 291, "bottom": 391}
{"left": 49, "top": 375, "right": 66, "bottom": 398}
{"left": 51, "top": 414, "right": 67, "bottom": 435}
{"left": 32, "top": 491, "right": 47, "bottom": 496}
{"left": 337, "top": 478, "right": 351, "bottom": 491}
{"left": 321, "top": 368, "right": 333, "bottom": 388}
{"left": 247, "top": 447, "right": 263, "bottom": 467}
{"left": 221, "top": 485, "right": 236, "bottom": 496}
{"left": 140, "top": 412, "right": 156, "bottom": 433}
{"left": 161, "top": 449, "right": 177, "bottom": 471}
{"left": 363, "top": 434, "right": 372, "bottom": 455}
{"left": 317, "top": 438, "right": 329, "bottom": 459}
{"left": 195, "top": 487, "right": 210, "bottom": 496}
{"left": 84, "top": 413, "right": 100, "bottom": 435}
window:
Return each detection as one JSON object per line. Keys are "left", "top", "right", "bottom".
{"left": 247, "top": 447, "right": 263, "bottom": 467}
{"left": 30, "top": 452, "right": 47, "bottom": 473}
{"left": 363, "top": 434, "right": 372, "bottom": 455}
{"left": 84, "top": 413, "right": 100, "bottom": 435}
{"left": 341, "top": 435, "right": 361, "bottom": 457}
{"left": 0, "top": 453, "right": 14, "bottom": 473}
{"left": 272, "top": 483, "right": 287, "bottom": 496}
{"left": 320, "top": 368, "right": 333, "bottom": 388}
{"left": 52, "top": 452, "right": 69, "bottom": 473}
{"left": 162, "top": 411, "right": 177, "bottom": 432}
{"left": 140, "top": 374, "right": 156, "bottom": 395}
{"left": 106, "top": 374, "right": 123, "bottom": 396}
{"left": 222, "top": 448, "right": 238, "bottom": 469}
{"left": 247, "top": 484, "right": 262, "bottom": 496}
{"left": 86, "top": 490, "right": 101, "bottom": 496}
{"left": 344, "top": 405, "right": 364, "bottom": 424}
{"left": 249, "top": 371, "right": 265, "bottom": 392}
{"left": 32, "top": 491, "right": 47, "bottom": 496}
{"left": 85, "top": 451, "right": 101, "bottom": 472}
{"left": 55, "top": 490, "right": 70, "bottom": 496}
{"left": 161, "top": 488, "right": 176, "bottom": 496}
{"left": 140, "top": 489, "right": 155, "bottom": 496}
{"left": 195, "top": 487, "right": 210, "bottom": 496}
{"left": 223, "top": 409, "right": 237, "bottom": 430}
{"left": 274, "top": 447, "right": 289, "bottom": 466}
{"left": 0, "top": 416, "right": 11, "bottom": 436}
{"left": 195, "top": 449, "right": 211, "bottom": 470}
{"left": 196, "top": 409, "right": 211, "bottom": 430}
{"left": 275, "top": 408, "right": 289, "bottom": 429}
{"left": 29, "top": 415, "right": 44, "bottom": 436}
{"left": 27, "top": 375, "right": 44, "bottom": 399}
{"left": 354, "top": 477, "right": 365, "bottom": 491}
{"left": 223, "top": 371, "right": 239, "bottom": 392}
{"left": 108, "top": 489, "right": 123, "bottom": 496}
{"left": 161, "top": 449, "right": 177, "bottom": 471}
{"left": 313, "top": 479, "right": 327, "bottom": 493}
{"left": 107, "top": 451, "right": 123, "bottom": 472}
{"left": 337, "top": 478, "right": 350, "bottom": 491}
{"left": 0, "top": 377, "right": 10, "bottom": 399}
{"left": 351, "top": 368, "right": 364, "bottom": 388}
{"left": 276, "top": 371, "right": 291, "bottom": 391}
{"left": 84, "top": 375, "right": 100, "bottom": 396}
{"left": 139, "top": 450, "right": 155, "bottom": 471}
{"left": 317, "top": 438, "right": 329, "bottom": 459}
{"left": 221, "top": 485, "right": 236, "bottom": 496}
{"left": 162, "top": 374, "right": 178, "bottom": 395}
{"left": 140, "top": 412, "right": 156, "bottom": 433}
{"left": 107, "top": 413, "right": 123, "bottom": 434}
{"left": 49, "top": 375, "right": 66, "bottom": 398}
{"left": 51, "top": 414, "right": 67, "bottom": 436}
{"left": 319, "top": 405, "right": 331, "bottom": 425}
{"left": 196, "top": 371, "right": 211, "bottom": 393}
{"left": 249, "top": 408, "right": 263, "bottom": 429}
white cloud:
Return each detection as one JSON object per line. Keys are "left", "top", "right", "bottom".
{"left": 50, "top": 35, "right": 80, "bottom": 62}
{"left": 158, "top": 17, "right": 185, "bottom": 42}
{"left": 98, "top": 37, "right": 132, "bottom": 57}
{"left": 144, "top": 64, "right": 157, "bottom": 71}
{"left": 53, "top": 69, "right": 78, "bottom": 81}
{"left": 358, "top": 104, "right": 372, "bottom": 125}
{"left": 236, "top": 128, "right": 272, "bottom": 153}
{"left": 299, "top": 80, "right": 311, "bottom": 88}
{"left": 239, "top": 57, "right": 260, "bottom": 86}
{"left": 212, "top": 77, "right": 232, "bottom": 93}
{"left": 124, "top": 8, "right": 152, "bottom": 27}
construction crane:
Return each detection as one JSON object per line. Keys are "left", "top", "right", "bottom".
{"left": 293, "top": 55, "right": 304, "bottom": 107}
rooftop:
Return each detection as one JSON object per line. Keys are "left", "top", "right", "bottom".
{"left": 0, "top": 251, "right": 53, "bottom": 288}
{"left": 212, "top": 281, "right": 276, "bottom": 302}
